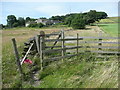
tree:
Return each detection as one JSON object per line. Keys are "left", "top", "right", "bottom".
{"left": 25, "top": 17, "right": 31, "bottom": 22}
{"left": 0, "top": 24, "right": 3, "bottom": 29}
{"left": 64, "top": 14, "right": 77, "bottom": 26}
{"left": 96, "top": 12, "right": 108, "bottom": 20}
{"left": 71, "top": 14, "right": 86, "bottom": 29}
{"left": 18, "top": 17, "right": 25, "bottom": 26}
{"left": 49, "top": 15, "right": 65, "bottom": 21}
{"left": 84, "top": 10, "right": 99, "bottom": 25}
{"left": 65, "top": 15, "right": 75, "bottom": 26}
{"left": 7, "top": 15, "right": 17, "bottom": 28}
{"left": 13, "top": 22, "right": 19, "bottom": 27}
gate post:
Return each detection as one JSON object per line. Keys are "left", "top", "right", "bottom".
{"left": 61, "top": 30, "right": 65, "bottom": 62}
{"left": 77, "top": 33, "right": 79, "bottom": 59}
{"left": 12, "top": 38, "right": 23, "bottom": 75}
{"left": 39, "top": 31, "right": 45, "bottom": 71}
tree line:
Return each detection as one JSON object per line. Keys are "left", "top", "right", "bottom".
{"left": 1, "top": 10, "right": 107, "bottom": 29}
{"left": 50, "top": 10, "right": 107, "bottom": 29}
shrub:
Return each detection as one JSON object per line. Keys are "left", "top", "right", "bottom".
{"left": 37, "top": 23, "right": 44, "bottom": 28}
{"left": 28, "top": 23, "right": 44, "bottom": 28}
{"left": 28, "top": 23, "right": 38, "bottom": 27}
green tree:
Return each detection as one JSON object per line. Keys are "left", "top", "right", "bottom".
{"left": 65, "top": 16, "right": 73, "bottom": 26}
{"left": 25, "top": 17, "right": 31, "bottom": 22}
{"left": 71, "top": 14, "right": 86, "bottom": 29}
{"left": 96, "top": 12, "right": 108, "bottom": 20}
{"left": 7, "top": 15, "right": 17, "bottom": 28}
{"left": 18, "top": 17, "right": 25, "bottom": 26}
{"left": 84, "top": 10, "right": 98, "bottom": 25}
{"left": 13, "top": 22, "right": 19, "bottom": 27}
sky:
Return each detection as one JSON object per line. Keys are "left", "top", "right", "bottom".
{"left": 0, "top": 0, "right": 119, "bottom": 25}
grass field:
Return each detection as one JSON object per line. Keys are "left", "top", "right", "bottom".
{"left": 98, "top": 18, "right": 114, "bottom": 23}
{"left": 2, "top": 24, "right": 118, "bottom": 88}
{"left": 98, "top": 23, "right": 118, "bottom": 37}
{"left": 98, "top": 17, "right": 119, "bottom": 23}
{"left": 109, "top": 17, "right": 119, "bottom": 23}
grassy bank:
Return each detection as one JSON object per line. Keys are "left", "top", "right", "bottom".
{"left": 38, "top": 53, "right": 118, "bottom": 88}
{"left": 98, "top": 23, "right": 118, "bottom": 37}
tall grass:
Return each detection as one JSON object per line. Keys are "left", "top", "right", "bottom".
{"left": 38, "top": 52, "right": 118, "bottom": 88}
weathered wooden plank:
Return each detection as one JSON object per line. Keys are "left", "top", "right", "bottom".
{"left": 79, "top": 41, "right": 119, "bottom": 44}
{"left": 45, "top": 46, "right": 62, "bottom": 48}
{"left": 51, "top": 32, "right": 62, "bottom": 49}
{"left": 78, "top": 36, "right": 120, "bottom": 39}
{"left": 91, "top": 51, "right": 120, "bottom": 54}
{"left": 45, "top": 33, "right": 60, "bottom": 36}
{"left": 45, "top": 38, "right": 83, "bottom": 42}
{"left": 45, "top": 37, "right": 119, "bottom": 42}
{"left": 43, "top": 46, "right": 82, "bottom": 53}
{"left": 44, "top": 45, "right": 118, "bottom": 53}
{"left": 90, "top": 46, "right": 119, "bottom": 49}
{"left": 44, "top": 54, "right": 78, "bottom": 62}
{"left": 21, "top": 43, "right": 34, "bottom": 65}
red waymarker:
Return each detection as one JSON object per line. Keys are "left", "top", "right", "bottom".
{"left": 23, "top": 59, "right": 33, "bottom": 64}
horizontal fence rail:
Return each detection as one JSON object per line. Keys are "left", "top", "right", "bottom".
{"left": 44, "top": 54, "right": 79, "bottom": 63}
{"left": 45, "top": 37, "right": 120, "bottom": 42}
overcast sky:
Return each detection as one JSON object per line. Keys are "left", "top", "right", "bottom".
{"left": 0, "top": 0, "right": 119, "bottom": 25}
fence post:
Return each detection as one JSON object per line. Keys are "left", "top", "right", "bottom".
{"left": 61, "top": 30, "right": 65, "bottom": 62}
{"left": 98, "top": 31, "right": 102, "bottom": 54}
{"left": 40, "top": 31, "right": 45, "bottom": 50}
{"left": 12, "top": 38, "right": 23, "bottom": 75}
{"left": 40, "top": 37, "right": 44, "bottom": 71}
{"left": 77, "top": 33, "right": 79, "bottom": 59}
{"left": 39, "top": 31, "right": 45, "bottom": 71}
{"left": 35, "top": 35, "right": 40, "bottom": 54}
{"left": 98, "top": 38, "right": 102, "bottom": 50}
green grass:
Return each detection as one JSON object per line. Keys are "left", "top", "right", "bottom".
{"left": 98, "top": 18, "right": 114, "bottom": 23}
{"left": 38, "top": 53, "right": 118, "bottom": 88}
{"left": 98, "top": 23, "right": 118, "bottom": 37}
{"left": 109, "top": 17, "right": 119, "bottom": 23}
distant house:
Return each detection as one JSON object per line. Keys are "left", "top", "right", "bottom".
{"left": 35, "top": 19, "right": 62, "bottom": 25}
{"left": 25, "top": 21, "right": 36, "bottom": 27}
{"left": 25, "top": 19, "right": 62, "bottom": 27}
